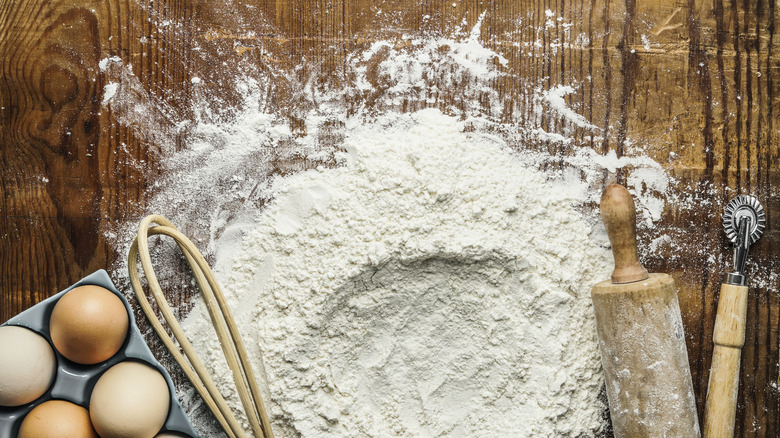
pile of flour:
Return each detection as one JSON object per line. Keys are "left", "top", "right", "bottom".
{"left": 180, "top": 108, "right": 613, "bottom": 437}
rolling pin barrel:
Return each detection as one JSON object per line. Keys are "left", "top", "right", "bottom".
{"left": 591, "top": 184, "right": 700, "bottom": 437}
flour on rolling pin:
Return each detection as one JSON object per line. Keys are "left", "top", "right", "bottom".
{"left": 591, "top": 184, "right": 700, "bottom": 437}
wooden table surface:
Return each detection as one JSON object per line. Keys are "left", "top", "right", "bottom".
{"left": 2, "top": 0, "right": 779, "bottom": 435}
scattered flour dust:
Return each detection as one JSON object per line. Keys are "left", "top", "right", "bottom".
{"left": 101, "top": 10, "right": 674, "bottom": 438}
{"left": 181, "top": 109, "right": 612, "bottom": 437}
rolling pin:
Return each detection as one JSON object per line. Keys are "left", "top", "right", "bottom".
{"left": 703, "top": 195, "right": 765, "bottom": 438}
{"left": 591, "top": 184, "right": 700, "bottom": 437}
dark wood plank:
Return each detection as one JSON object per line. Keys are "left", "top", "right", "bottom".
{"left": 0, "top": 0, "right": 193, "bottom": 321}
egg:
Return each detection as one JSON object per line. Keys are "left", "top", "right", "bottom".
{"left": 17, "top": 399, "right": 99, "bottom": 438}
{"left": 89, "top": 361, "right": 170, "bottom": 438}
{"left": 0, "top": 325, "right": 56, "bottom": 406}
{"left": 49, "top": 285, "right": 129, "bottom": 364}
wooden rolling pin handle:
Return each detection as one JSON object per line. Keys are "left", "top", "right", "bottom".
{"left": 600, "top": 184, "right": 649, "bottom": 284}
{"left": 704, "top": 283, "right": 749, "bottom": 438}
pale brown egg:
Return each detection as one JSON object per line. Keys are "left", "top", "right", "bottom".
{"left": 18, "top": 399, "right": 99, "bottom": 438}
{"left": 89, "top": 361, "right": 170, "bottom": 438}
{"left": 49, "top": 285, "right": 129, "bottom": 365}
{"left": 0, "top": 325, "right": 56, "bottom": 407}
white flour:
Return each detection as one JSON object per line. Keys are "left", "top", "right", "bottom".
{"left": 103, "top": 11, "right": 674, "bottom": 438}
{"left": 181, "top": 109, "right": 612, "bottom": 437}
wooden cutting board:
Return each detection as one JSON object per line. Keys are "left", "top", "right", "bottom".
{"left": 1, "top": 1, "right": 779, "bottom": 435}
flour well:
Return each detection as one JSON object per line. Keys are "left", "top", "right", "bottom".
{"left": 181, "top": 109, "right": 612, "bottom": 437}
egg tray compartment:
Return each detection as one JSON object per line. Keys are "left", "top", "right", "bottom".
{"left": 0, "top": 270, "right": 199, "bottom": 438}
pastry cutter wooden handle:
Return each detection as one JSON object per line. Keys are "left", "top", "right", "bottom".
{"left": 704, "top": 195, "right": 765, "bottom": 438}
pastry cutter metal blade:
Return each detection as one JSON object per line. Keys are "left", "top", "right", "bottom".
{"left": 722, "top": 194, "right": 765, "bottom": 286}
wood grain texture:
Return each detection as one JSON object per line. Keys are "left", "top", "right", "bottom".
{"left": 1, "top": 0, "right": 780, "bottom": 435}
{"left": 0, "top": 0, "right": 189, "bottom": 318}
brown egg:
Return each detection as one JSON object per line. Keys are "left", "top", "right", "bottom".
{"left": 18, "top": 399, "right": 99, "bottom": 438}
{"left": 49, "top": 285, "right": 129, "bottom": 365}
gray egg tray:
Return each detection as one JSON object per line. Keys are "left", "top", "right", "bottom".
{"left": 0, "top": 270, "right": 199, "bottom": 438}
